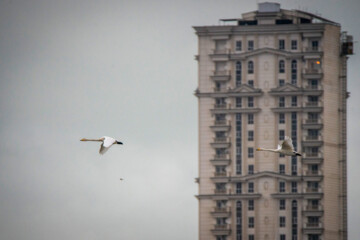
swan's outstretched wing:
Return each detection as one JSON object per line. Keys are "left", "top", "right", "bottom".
{"left": 99, "top": 144, "right": 109, "bottom": 155}
{"left": 102, "top": 136, "right": 116, "bottom": 147}
{"left": 281, "top": 136, "right": 294, "bottom": 151}
{"left": 99, "top": 137, "right": 116, "bottom": 155}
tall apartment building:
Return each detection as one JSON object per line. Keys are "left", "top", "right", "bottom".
{"left": 194, "top": 3, "right": 353, "bottom": 240}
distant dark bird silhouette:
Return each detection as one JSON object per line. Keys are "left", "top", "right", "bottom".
{"left": 80, "top": 136, "right": 123, "bottom": 155}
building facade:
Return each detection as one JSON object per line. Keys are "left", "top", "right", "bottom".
{"left": 194, "top": 3, "right": 353, "bottom": 240}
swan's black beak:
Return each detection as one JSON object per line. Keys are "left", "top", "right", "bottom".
{"left": 116, "top": 141, "right": 123, "bottom": 145}
{"left": 296, "top": 153, "right": 302, "bottom": 156}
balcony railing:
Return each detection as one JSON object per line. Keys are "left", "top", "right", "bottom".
{"left": 305, "top": 205, "right": 323, "bottom": 211}
{"left": 215, "top": 119, "right": 226, "bottom": 125}
{"left": 214, "top": 137, "right": 228, "bottom": 143}
{"left": 305, "top": 84, "right": 323, "bottom": 90}
{"left": 213, "top": 224, "right": 231, "bottom": 230}
{"left": 303, "top": 68, "right": 323, "bottom": 74}
{"left": 305, "top": 101, "right": 322, "bottom": 107}
{"left": 303, "top": 118, "right": 322, "bottom": 124}
{"left": 214, "top": 172, "right": 227, "bottom": 177}
{"left": 305, "top": 222, "right": 322, "bottom": 228}
{"left": 305, "top": 47, "right": 322, "bottom": 52}
{"left": 213, "top": 207, "right": 231, "bottom": 213}
{"left": 305, "top": 170, "right": 322, "bottom": 176}
{"left": 303, "top": 152, "right": 323, "bottom": 158}
{"left": 213, "top": 70, "right": 230, "bottom": 76}
{"left": 306, "top": 188, "right": 321, "bottom": 193}
{"left": 214, "top": 154, "right": 229, "bottom": 160}
{"left": 213, "top": 49, "right": 230, "bottom": 55}
{"left": 214, "top": 189, "right": 227, "bottom": 194}
{"left": 303, "top": 135, "right": 323, "bottom": 141}
{"left": 215, "top": 103, "right": 227, "bottom": 109}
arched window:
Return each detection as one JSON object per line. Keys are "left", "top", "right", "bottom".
{"left": 236, "top": 61, "right": 242, "bottom": 86}
{"left": 279, "top": 60, "right": 285, "bottom": 73}
{"left": 248, "top": 61, "right": 254, "bottom": 74}
{"left": 291, "top": 60, "right": 297, "bottom": 84}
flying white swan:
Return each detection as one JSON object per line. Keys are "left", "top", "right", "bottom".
{"left": 80, "top": 136, "right": 123, "bottom": 155}
{"left": 256, "top": 136, "right": 301, "bottom": 156}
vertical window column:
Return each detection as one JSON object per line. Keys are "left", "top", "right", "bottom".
{"left": 236, "top": 113, "right": 242, "bottom": 175}
{"left": 236, "top": 201, "right": 242, "bottom": 240}
{"left": 291, "top": 112, "right": 297, "bottom": 175}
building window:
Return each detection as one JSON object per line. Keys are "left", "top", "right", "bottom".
{"left": 248, "top": 114, "right": 254, "bottom": 124}
{"left": 279, "top": 60, "right": 285, "bottom": 73}
{"left": 279, "top": 182, "right": 285, "bottom": 192}
{"left": 311, "top": 40, "right": 319, "bottom": 51}
{"left": 279, "top": 39, "right": 285, "bottom": 50}
{"left": 291, "top": 182, "right": 297, "bottom": 193}
{"left": 248, "top": 200, "right": 254, "bottom": 211}
{"left": 291, "top": 96, "right": 297, "bottom": 107}
{"left": 236, "top": 97, "right": 242, "bottom": 108}
{"left": 236, "top": 40, "right": 242, "bottom": 51}
{"left": 308, "top": 234, "right": 320, "bottom": 240}
{"left": 248, "top": 80, "right": 254, "bottom": 87}
{"left": 279, "top": 79, "right": 285, "bottom": 86}
{"left": 309, "top": 79, "right": 319, "bottom": 89}
{"left": 291, "top": 60, "right": 297, "bottom": 84}
{"left": 248, "top": 40, "right": 254, "bottom": 51}
{"left": 236, "top": 182, "right": 242, "bottom": 194}
{"left": 279, "top": 96, "right": 285, "bottom": 107}
{"left": 291, "top": 40, "right": 297, "bottom": 50}
{"left": 248, "top": 182, "right": 254, "bottom": 193}
{"left": 248, "top": 97, "right": 254, "bottom": 107}
{"left": 249, "top": 235, "right": 254, "bottom": 240}
{"left": 279, "top": 199, "right": 286, "bottom": 210}
{"left": 248, "top": 61, "right": 254, "bottom": 74}
{"left": 236, "top": 61, "right": 242, "bottom": 86}
{"left": 248, "top": 148, "right": 254, "bottom": 158}
{"left": 248, "top": 165, "right": 254, "bottom": 175}
{"left": 248, "top": 130, "right": 254, "bottom": 141}
{"left": 280, "top": 216, "right": 286, "bottom": 227}
{"left": 280, "top": 234, "right": 286, "bottom": 240}
{"left": 279, "top": 113, "right": 285, "bottom": 124}
{"left": 279, "top": 164, "right": 285, "bottom": 174}
{"left": 248, "top": 217, "right": 254, "bottom": 228}
{"left": 279, "top": 130, "right": 285, "bottom": 140}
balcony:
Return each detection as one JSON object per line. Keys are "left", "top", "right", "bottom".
{"left": 305, "top": 222, "right": 322, "bottom": 228}
{"left": 304, "top": 84, "right": 323, "bottom": 91}
{"left": 306, "top": 187, "right": 322, "bottom": 193}
{"left": 211, "top": 120, "right": 231, "bottom": 132}
{"left": 213, "top": 49, "right": 230, "bottom": 55}
{"left": 214, "top": 189, "right": 228, "bottom": 195}
{"left": 212, "top": 103, "right": 261, "bottom": 114}
{"left": 303, "top": 205, "right": 324, "bottom": 217}
{"left": 305, "top": 170, "right": 322, "bottom": 176}
{"left": 210, "top": 70, "right": 231, "bottom": 82}
{"left": 305, "top": 101, "right": 322, "bottom": 107}
{"left": 303, "top": 68, "right": 323, "bottom": 74}
{"left": 304, "top": 46, "right": 323, "bottom": 52}
{"left": 211, "top": 224, "right": 231, "bottom": 236}
{"left": 211, "top": 154, "right": 231, "bottom": 166}
{"left": 214, "top": 172, "right": 228, "bottom": 177}
{"left": 211, "top": 137, "right": 231, "bottom": 148}
{"left": 214, "top": 103, "right": 228, "bottom": 109}
{"left": 302, "top": 135, "right": 323, "bottom": 147}
{"left": 302, "top": 118, "right": 323, "bottom": 130}
{"left": 211, "top": 207, "right": 231, "bottom": 218}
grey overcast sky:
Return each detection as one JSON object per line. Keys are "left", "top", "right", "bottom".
{"left": 0, "top": 0, "right": 359, "bottom": 239}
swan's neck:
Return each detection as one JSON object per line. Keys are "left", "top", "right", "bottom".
{"left": 81, "top": 138, "right": 102, "bottom": 142}
{"left": 257, "top": 148, "right": 278, "bottom": 153}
